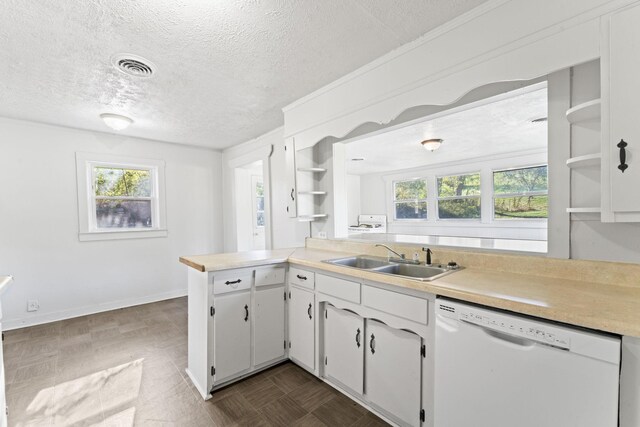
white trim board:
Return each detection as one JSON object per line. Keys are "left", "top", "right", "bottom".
{"left": 3, "top": 288, "right": 187, "bottom": 331}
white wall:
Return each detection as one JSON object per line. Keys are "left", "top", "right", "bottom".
{"left": 222, "top": 127, "right": 309, "bottom": 251}
{"left": 346, "top": 174, "right": 361, "bottom": 226}
{"left": 0, "top": 117, "right": 223, "bottom": 329}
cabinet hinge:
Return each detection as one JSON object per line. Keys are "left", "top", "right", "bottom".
{"left": 420, "top": 409, "right": 425, "bottom": 422}
{"left": 286, "top": 206, "right": 289, "bottom": 213}
{"left": 325, "top": 309, "right": 327, "bottom": 319}
{"left": 211, "top": 366, "right": 215, "bottom": 376}
{"left": 288, "top": 341, "right": 291, "bottom": 349}
{"left": 288, "top": 291, "right": 291, "bottom": 299}
{"left": 210, "top": 306, "right": 215, "bottom": 316}
{"left": 284, "top": 340, "right": 287, "bottom": 349}
{"left": 325, "top": 356, "right": 327, "bottom": 365}
{"left": 421, "top": 344, "right": 426, "bottom": 358}
{"left": 284, "top": 291, "right": 287, "bottom": 301}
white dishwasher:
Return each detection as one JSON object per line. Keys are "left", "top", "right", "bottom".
{"left": 434, "top": 298, "right": 620, "bottom": 427}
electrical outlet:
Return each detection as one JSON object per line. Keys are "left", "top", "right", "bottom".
{"left": 27, "top": 300, "right": 39, "bottom": 312}
{"left": 317, "top": 231, "right": 327, "bottom": 239}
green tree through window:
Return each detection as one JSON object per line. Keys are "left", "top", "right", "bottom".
{"left": 493, "top": 165, "right": 548, "bottom": 219}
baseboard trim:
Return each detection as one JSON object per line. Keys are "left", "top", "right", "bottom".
{"left": 3, "top": 288, "right": 187, "bottom": 330}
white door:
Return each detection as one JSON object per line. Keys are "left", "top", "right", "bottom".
{"left": 251, "top": 174, "right": 266, "bottom": 249}
{"left": 365, "top": 319, "right": 422, "bottom": 427}
{"left": 214, "top": 291, "right": 251, "bottom": 383}
{"left": 608, "top": 4, "right": 640, "bottom": 214}
{"left": 324, "top": 305, "right": 364, "bottom": 395}
{"left": 288, "top": 286, "right": 315, "bottom": 371}
{"left": 254, "top": 285, "right": 285, "bottom": 366}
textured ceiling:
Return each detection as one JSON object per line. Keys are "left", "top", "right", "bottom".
{"left": 345, "top": 87, "right": 548, "bottom": 175}
{"left": 0, "top": 0, "right": 487, "bottom": 149}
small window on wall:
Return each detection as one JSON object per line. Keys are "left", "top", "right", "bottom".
{"left": 493, "top": 165, "right": 548, "bottom": 219}
{"left": 76, "top": 153, "right": 167, "bottom": 241}
{"left": 393, "top": 179, "right": 427, "bottom": 220}
{"left": 437, "top": 173, "right": 481, "bottom": 219}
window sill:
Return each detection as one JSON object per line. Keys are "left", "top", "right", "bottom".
{"left": 79, "top": 229, "right": 168, "bottom": 242}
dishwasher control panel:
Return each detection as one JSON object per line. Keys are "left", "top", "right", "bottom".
{"left": 438, "top": 300, "right": 572, "bottom": 349}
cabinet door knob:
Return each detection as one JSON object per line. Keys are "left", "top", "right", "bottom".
{"left": 370, "top": 333, "right": 376, "bottom": 354}
{"left": 307, "top": 303, "right": 312, "bottom": 320}
{"left": 244, "top": 304, "right": 249, "bottom": 322}
{"left": 225, "top": 279, "right": 241, "bottom": 286}
{"left": 618, "top": 139, "right": 629, "bottom": 172}
{"left": 355, "top": 328, "right": 361, "bottom": 348}
{"left": 290, "top": 188, "right": 295, "bottom": 201}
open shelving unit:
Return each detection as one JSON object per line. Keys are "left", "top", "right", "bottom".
{"left": 295, "top": 149, "right": 329, "bottom": 222}
{"left": 297, "top": 167, "right": 327, "bottom": 173}
{"left": 566, "top": 207, "right": 601, "bottom": 214}
{"left": 566, "top": 153, "right": 601, "bottom": 168}
{"left": 566, "top": 99, "right": 601, "bottom": 125}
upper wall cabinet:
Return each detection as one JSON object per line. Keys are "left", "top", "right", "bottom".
{"left": 602, "top": 3, "right": 640, "bottom": 222}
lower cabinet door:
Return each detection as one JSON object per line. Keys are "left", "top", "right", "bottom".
{"left": 254, "top": 285, "right": 285, "bottom": 366}
{"left": 324, "top": 305, "right": 364, "bottom": 395}
{"left": 288, "top": 286, "right": 315, "bottom": 371}
{"left": 365, "top": 319, "right": 422, "bottom": 427}
{"left": 214, "top": 291, "right": 251, "bottom": 383}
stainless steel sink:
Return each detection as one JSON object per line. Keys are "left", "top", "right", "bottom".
{"left": 325, "top": 255, "right": 391, "bottom": 269}
{"left": 323, "top": 255, "right": 460, "bottom": 281}
{"left": 373, "top": 263, "right": 452, "bottom": 281}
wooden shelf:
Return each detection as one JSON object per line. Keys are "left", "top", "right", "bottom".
{"left": 297, "top": 191, "right": 327, "bottom": 195}
{"left": 298, "top": 214, "right": 328, "bottom": 222}
{"left": 297, "top": 167, "right": 327, "bottom": 173}
{"left": 566, "top": 153, "right": 601, "bottom": 168}
{"left": 566, "top": 99, "right": 601, "bottom": 125}
{"left": 566, "top": 207, "right": 601, "bottom": 213}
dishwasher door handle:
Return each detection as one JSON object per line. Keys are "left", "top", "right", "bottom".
{"left": 460, "top": 319, "right": 535, "bottom": 348}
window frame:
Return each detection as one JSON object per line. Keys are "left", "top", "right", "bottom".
{"left": 76, "top": 152, "right": 167, "bottom": 241}
{"left": 492, "top": 164, "right": 548, "bottom": 221}
{"left": 436, "top": 171, "right": 482, "bottom": 221}
{"left": 392, "top": 178, "right": 429, "bottom": 221}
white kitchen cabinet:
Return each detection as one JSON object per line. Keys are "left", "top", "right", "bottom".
{"left": 254, "top": 285, "right": 286, "bottom": 366}
{"left": 213, "top": 291, "right": 251, "bottom": 383}
{"left": 324, "top": 305, "right": 364, "bottom": 395}
{"left": 288, "top": 285, "right": 315, "bottom": 371}
{"left": 602, "top": 3, "right": 640, "bottom": 221}
{"left": 366, "top": 319, "right": 422, "bottom": 427}
{"left": 284, "top": 137, "right": 297, "bottom": 218}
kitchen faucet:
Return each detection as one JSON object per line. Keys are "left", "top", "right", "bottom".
{"left": 422, "top": 247, "right": 433, "bottom": 266}
{"left": 375, "top": 244, "right": 420, "bottom": 265}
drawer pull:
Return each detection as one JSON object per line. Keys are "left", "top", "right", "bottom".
{"left": 244, "top": 304, "right": 249, "bottom": 322}
{"left": 307, "top": 303, "right": 312, "bottom": 320}
{"left": 355, "top": 328, "right": 361, "bottom": 348}
{"left": 618, "top": 139, "right": 629, "bottom": 172}
{"left": 225, "top": 279, "right": 242, "bottom": 285}
{"left": 296, "top": 274, "right": 307, "bottom": 281}
{"left": 370, "top": 333, "right": 376, "bottom": 354}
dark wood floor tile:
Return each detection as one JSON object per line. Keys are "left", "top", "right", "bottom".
{"left": 259, "top": 395, "right": 308, "bottom": 427}
{"left": 203, "top": 392, "right": 259, "bottom": 426}
{"left": 312, "top": 393, "right": 367, "bottom": 427}
{"left": 242, "top": 377, "right": 285, "bottom": 409}
{"left": 288, "top": 377, "right": 335, "bottom": 412}
{"left": 291, "top": 413, "right": 329, "bottom": 427}
{"left": 350, "top": 412, "right": 391, "bottom": 426}
{"left": 270, "top": 364, "right": 313, "bottom": 394}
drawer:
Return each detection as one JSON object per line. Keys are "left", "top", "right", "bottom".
{"left": 212, "top": 269, "right": 253, "bottom": 295}
{"left": 289, "top": 267, "right": 315, "bottom": 289}
{"left": 255, "top": 266, "right": 286, "bottom": 287}
{"left": 362, "top": 285, "right": 428, "bottom": 324}
{"left": 316, "top": 274, "right": 360, "bottom": 304}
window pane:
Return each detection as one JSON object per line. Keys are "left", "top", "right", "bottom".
{"left": 394, "top": 180, "right": 427, "bottom": 200}
{"left": 438, "top": 174, "right": 480, "bottom": 197}
{"left": 255, "top": 180, "right": 264, "bottom": 197}
{"left": 256, "top": 211, "right": 265, "bottom": 227}
{"left": 256, "top": 196, "right": 265, "bottom": 212}
{"left": 395, "top": 202, "right": 427, "bottom": 219}
{"left": 96, "top": 199, "right": 153, "bottom": 228}
{"left": 493, "top": 166, "right": 547, "bottom": 194}
{"left": 494, "top": 195, "right": 548, "bottom": 218}
{"left": 438, "top": 198, "right": 481, "bottom": 219}
{"left": 95, "top": 167, "right": 151, "bottom": 197}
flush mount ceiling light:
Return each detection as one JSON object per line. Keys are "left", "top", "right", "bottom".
{"left": 421, "top": 138, "right": 443, "bottom": 152}
{"left": 100, "top": 113, "right": 133, "bottom": 131}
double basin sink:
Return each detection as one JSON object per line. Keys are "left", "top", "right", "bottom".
{"left": 322, "top": 255, "right": 460, "bottom": 282}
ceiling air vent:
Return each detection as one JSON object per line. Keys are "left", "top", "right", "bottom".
{"left": 112, "top": 54, "right": 155, "bottom": 78}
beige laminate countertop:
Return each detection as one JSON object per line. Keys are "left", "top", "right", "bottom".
{"left": 180, "top": 248, "right": 640, "bottom": 337}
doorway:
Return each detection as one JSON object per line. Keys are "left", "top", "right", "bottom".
{"left": 234, "top": 160, "right": 266, "bottom": 251}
